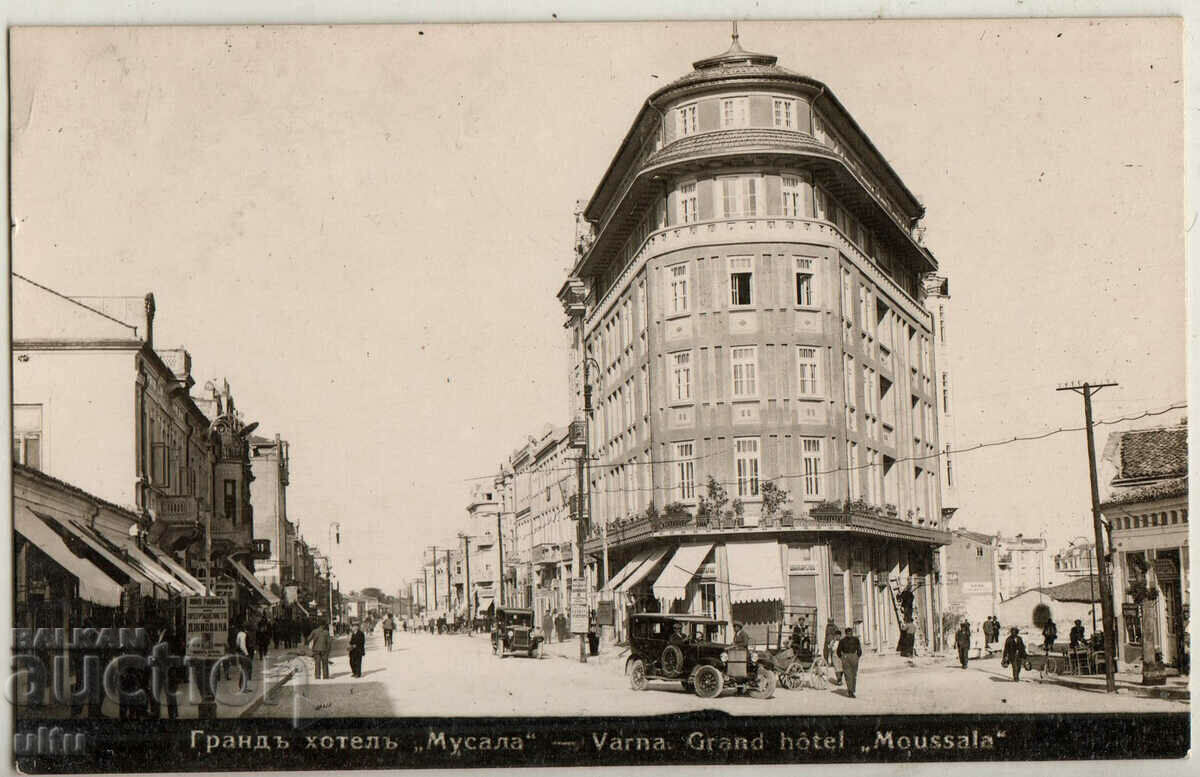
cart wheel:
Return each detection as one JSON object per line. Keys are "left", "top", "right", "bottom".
{"left": 629, "top": 659, "right": 649, "bottom": 691}
{"left": 748, "top": 669, "right": 777, "bottom": 700}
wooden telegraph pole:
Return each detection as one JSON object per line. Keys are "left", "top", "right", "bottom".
{"left": 1057, "top": 380, "right": 1118, "bottom": 693}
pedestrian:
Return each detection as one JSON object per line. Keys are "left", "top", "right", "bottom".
{"left": 823, "top": 618, "right": 839, "bottom": 663}
{"left": 382, "top": 614, "right": 395, "bottom": 651}
{"left": 836, "top": 626, "right": 863, "bottom": 698}
{"left": 955, "top": 621, "right": 972, "bottom": 669}
{"left": 1069, "top": 619, "right": 1086, "bottom": 649}
{"left": 1002, "top": 626, "right": 1028, "bottom": 682}
{"left": 555, "top": 610, "right": 568, "bottom": 643}
{"left": 898, "top": 583, "right": 915, "bottom": 622}
{"left": 1041, "top": 617, "right": 1058, "bottom": 654}
{"left": 306, "top": 620, "right": 332, "bottom": 680}
{"left": 898, "top": 618, "right": 916, "bottom": 658}
{"left": 148, "top": 623, "right": 183, "bottom": 720}
{"left": 732, "top": 622, "right": 750, "bottom": 649}
{"left": 257, "top": 617, "right": 271, "bottom": 662}
{"left": 236, "top": 622, "right": 254, "bottom": 689}
{"left": 349, "top": 623, "right": 366, "bottom": 678}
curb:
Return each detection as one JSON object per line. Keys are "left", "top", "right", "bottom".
{"left": 1037, "top": 675, "right": 1190, "bottom": 702}
{"left": 238, "top": 666, "right": 299, "bottom": 718}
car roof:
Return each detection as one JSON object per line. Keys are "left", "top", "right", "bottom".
{"left": 631, "top": 613, "right": 722, "bottom": 624}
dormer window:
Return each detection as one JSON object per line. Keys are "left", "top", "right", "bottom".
{"left": 677, "top": 103, "right": 698, "bottom": 137}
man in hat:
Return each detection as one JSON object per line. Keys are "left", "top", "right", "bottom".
{"left": 836, "top": 626, "right": 863, "bottom": 698}
{"left": 955, "top": 621, "right": 972, "bottom": 669}
{"left": 1002, "top": 627, "right": 1028, "bottom": 682}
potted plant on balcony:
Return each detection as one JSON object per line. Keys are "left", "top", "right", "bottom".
{"left": 644, "top": 503, "right": 661, "bottom": 531}
{"left": 696, "top": 476, "right": 728, "bottom": 529}
{"left": 884, "top": 503, "right": 899, "bottom": 519}
{"left": 729, "top": 499, "right": 745, "bottom": 528}
{"left": 759, "top": 481, "right": 795, "bottom": 528}
{"left": 663, "top": 501, "right": 692, "bottom": 528}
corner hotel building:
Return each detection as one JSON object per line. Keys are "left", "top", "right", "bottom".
{"left": 558, "top": 34, "right": 952, "bottom": 652}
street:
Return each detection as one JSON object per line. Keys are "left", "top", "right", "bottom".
{"left": 251, "top": 629, "right": 1187, "bottom": 718}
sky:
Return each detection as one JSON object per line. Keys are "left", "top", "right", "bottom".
{"left": 9, "top": 19, "right": 1185, "bottom": 593}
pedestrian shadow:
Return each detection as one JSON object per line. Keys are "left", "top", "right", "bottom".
{"left": 356, "top": 668, "right": 387, "bottom": 678}
{"left": 987, "top": 676, "right": 1018, "bottom": 682}
{"left": 328, "top": 671, "right": 353, "bottom": 680}
{"left": 831, "top": 688, "right": 853, "bottom": 697}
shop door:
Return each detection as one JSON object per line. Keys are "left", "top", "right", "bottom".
{"left": 1158, "top": 550, "right": 1182, "bottom": 666}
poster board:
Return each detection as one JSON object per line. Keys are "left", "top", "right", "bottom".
{"left": 569, "top": 578, "right": 589, "bottom": 634}
{"left": 186, "top": 596, "right": 229, "bottom": 659}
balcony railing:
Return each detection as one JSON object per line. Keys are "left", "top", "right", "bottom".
{"left": 155, "top": 494, "right": 200, "bottom": 524}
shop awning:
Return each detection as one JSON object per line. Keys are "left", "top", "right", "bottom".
{"left": 30, "top": 509, "right": 166, "bottom": 599}
{"left": 118, "top": 539, "right": 193, "bottom": 596}
{"left": 16, "top": 507, "right": 124, "bottom": 608}
{"left": 476, "top": 596, "right": 494, "bottom": 616}
{"left": 652, "top": 543, "right": 713, "bottom": 603}
{"left": 607, "top": 548, "right": 658, "bottom": 592}
{"left": 144, "top": 544, "right": 207, "bottom": 595}
{"left": 229, "top": 559, "right": 281, "bottom": 605}
{"left": 727, "top": 541, "right": 785, "bottom": 604}
{"left": 616, "top": 547, "right": 670, "bottom": 594}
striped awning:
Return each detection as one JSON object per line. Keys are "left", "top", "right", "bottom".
{"left": 727, "top": 541, "right": 785, "bottom": 604}
{"left": 616, "top": 547, "right": 670, "bottom": 594}
{"left": 144, "top": 545, "right": 208, "bottom": 595}
{"left": 605, "top": 549, "right": 653, "bottom": 592}
{"left": 30, "top": 509, "right": 166, "bottom": 599}
{"left": 652, "top": 543, "right": 713, "bottom": 603}
{"left": 229, "top": 559, "right": 281, "bottom": 605}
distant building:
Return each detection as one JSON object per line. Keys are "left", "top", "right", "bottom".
{"left": 1052, "top": 540, "right": 1096, "bottom": 582}
{"left": 249, "top": 434, "right": 291, "bottom": 591}
{"left": 465, "top": 486, "right": 502, "bottom": 619}
{"left": 995, "top": 534, "right": 1048, "bottom": 601}
{"left": 941, "top": 529, "right": 997, "bottom": 628}
{"left": 1101, "top": 421, "right": 1188, "bottom": 667}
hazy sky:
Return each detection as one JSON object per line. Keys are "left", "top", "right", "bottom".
{"left": 10, "top": 20, "right": 1184, "bottom": 592}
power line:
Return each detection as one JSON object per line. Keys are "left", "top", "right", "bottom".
{"left": 458, "top": 400, "right": 1186, "bottom": 493}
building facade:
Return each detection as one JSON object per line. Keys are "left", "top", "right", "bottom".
{"left": 557, "top": 35, "right": 951, "bottom": 651}
{"left": 995, "top": 534, "right": 1048, "bottom": 601}
{"left": 249, "top": 434, "right": 291, "bottom": 591}
{"left": 1101, "top": 422, "right": 1188, "bottom": 667}
{"left": 941, "top": 529, "right": 998, "bottom": 631}
{"left": 11, "top": 274, "right": 271, "bottom": 612}
{"left": 1052, "top": 540, "right": 1096, "bottom": 582}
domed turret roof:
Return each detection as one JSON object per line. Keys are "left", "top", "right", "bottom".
{"left": 652, "top": 26, "right": 810, "bottom": 99}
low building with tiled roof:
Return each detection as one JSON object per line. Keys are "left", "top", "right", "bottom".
{"left": 1100, "top": 421, "right": 1188, "bottom": 667}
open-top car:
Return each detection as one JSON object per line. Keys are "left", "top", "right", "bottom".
{"left": 491, "top": 607, "right": 545, "bottom": 659}
{"left": 625, "top": 613, "right": 777, "bottom": 699}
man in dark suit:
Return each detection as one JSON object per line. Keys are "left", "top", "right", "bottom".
{"left": 348, "top": 624, "right": 366, "bottom": 678}
{"left": 836, "top": 627, "right": 863, "bottom": 698}
{"left": 1002, "top": 627, "right": 1028, "bottom": 682}
{"left": 955, "top": 621, "right": 972, "bottom": 669}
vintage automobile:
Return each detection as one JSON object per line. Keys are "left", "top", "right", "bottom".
{"left": 625, "top": 613, "right": 777, "bottom": 699}
{"left": 491, "top": 606, "right": 545, "bottom": 658}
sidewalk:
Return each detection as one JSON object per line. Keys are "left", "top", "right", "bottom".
{"left": 970, "top": 654, "right": 1190, "bottom": 702}
{"left": 14, "top": 643, "right": 328, "bottom": 721}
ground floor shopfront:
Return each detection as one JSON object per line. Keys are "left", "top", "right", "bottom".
{"left": 1107, "top": 495, "right": 1189, "bottom": 668}
{"left": 586, "top": 525, "right": 949, "bottom": 654}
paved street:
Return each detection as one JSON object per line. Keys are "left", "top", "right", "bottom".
{"left": 251, "top": 630, "right": 1186, "bottom": 718}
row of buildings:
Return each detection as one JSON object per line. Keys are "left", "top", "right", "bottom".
{"left": 13, "top": 273, "right": 336, "bottom": 635}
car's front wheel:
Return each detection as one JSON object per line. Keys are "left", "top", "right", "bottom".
{"left": 629, "top": 659, "right": 649, "bottom": 691}
{"left": 748, "top": 668, "right": 777, "bottom": 699}
{"left": 530, "top": 642, "right": 542, "bottom": 659}
{"left": 693, "top": 665, "right": 724, "bottom": 699}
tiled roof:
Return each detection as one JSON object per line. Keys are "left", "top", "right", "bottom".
{"left": 1044, "top": 575, "right": 1102, "bottom": 604}
{"left": 648, "top": 128, "right": 830, "bottom": 167}
{"left": 1115, "top": 425, "right": 1188, "bottom": 481}
{"left": 658, "top": 62, "right": 806, "bottom": 94}
{"left": 1103, "top": 476, "right": 1187, "bottom": 507}
{"left": 954, "top": 529, "right": 994, "bottom": 546}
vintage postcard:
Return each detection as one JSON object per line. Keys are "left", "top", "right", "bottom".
{"left": 7, "top": 18, "right": 1188, "bottom": 771}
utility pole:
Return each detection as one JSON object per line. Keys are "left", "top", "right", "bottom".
{"left": 460, "top": 533, "right": 472, "bottom": 630}
{"left": 1057, "top": 380, "right": 1118, "bottom": 692}
{"left": 428, "top": 546, "right": 439, "bottom": 619}
{"left": 422, "top": 567, "right": 429, "bottom": 614}
{"left": 446, "top": 548, "right": 453, "bottom": 623}
{"left": 493, "top": 472, "right": 509, "bottom": 608}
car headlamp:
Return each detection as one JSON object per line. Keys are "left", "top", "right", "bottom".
{"left": 719, "top": 651, "right": 728, "bottom": 662}
{"left": 507, "top": 630, "right": 514, "bottom": 638}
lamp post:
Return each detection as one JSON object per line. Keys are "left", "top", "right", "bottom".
{"left": 327, "top": 522, "right": 341, "bottom": 634}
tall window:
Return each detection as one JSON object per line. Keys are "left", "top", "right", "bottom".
{"left": 13, "top": 404, "right": 42, "bottom": 470}
{"left": 679, "top": 182, "right": 698, "bottom": 224}
{"left": 794, "top": 256, "right": 816, "bottom": 306}
{"left": 622, "top": 301, "right": 633, "bottom": 347}
{"left": 938, "top": 305, "right": 946, "bottom": 343}
{"left": 773, "top": 98, "right": 796, "bottom": 129}
{"left": 841, "top": 269, "right": 854, "bottom": 324}
{"left": 152, "top": 441, "right": 170, "bottom": 488}
{"left": 942, "top": 372, "right": 950, "bottom": 413}
{"left": 843, "top": 354, "right": 857, "bottom": 430}
{"left": 677, "top": 103, "right": 697, "bottom": 136}
{"left": 847, "top": 441, "right": 860, "bottom": 499}
{"left": 801, "top": 438, "right": 823, "bottom": 498}
{"left": 675, "top": 441, "right": 696, "bottom": 499}
{"left": 797, "top": 347, "right": 821, "bottom": 396}
{"left": 720, "top": 177, "right": 759, "bottom": 218}
{"left": 668, "top": 263, "right": 689, "bottom": 313}
{"left": 734, "top": 437, "right": 760, "bottom": 497}
{"left": 729, "top": 255, "right": 754, "bottom": 306}
{"left": 223, "top": 479, "right": 237, "bottom": 524}
{"left": 731, "top": 346, "right": 758, "bottom": 397}
{"left": 721, "top": 97, "right": 749, "bottom": 128}
{"left": 623, "top": 379, "right": 634, "bottom": 428}
{"left": 782, "top": 175, "right": 803, "bottom": 217}
{"left": 671, "top": 351, "right": 692, "bottom": 402}
{"left": 945, "top": 444, "right": 954, "bottom": 487}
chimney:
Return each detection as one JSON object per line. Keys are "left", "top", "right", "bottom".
{"left": 144, "top": 293, "right": 156, "bottom": 348}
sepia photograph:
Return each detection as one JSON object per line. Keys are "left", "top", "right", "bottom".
{"left": 6, "top": 15, "right": 1190, "bottom": 771}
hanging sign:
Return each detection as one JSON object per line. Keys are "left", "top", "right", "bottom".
{"left": 570, "top": 578, "right": 590, "bottom": 634}
{"left": 185, "top": 596, "right": 229, "bottom": 660}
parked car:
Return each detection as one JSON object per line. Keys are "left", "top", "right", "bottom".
{"left": 625, "top": 613, "right": 777, "bottom": 699}
{"left": 491, "top": 607, "right": 545, "bottom": 658}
